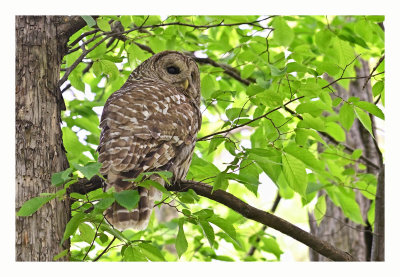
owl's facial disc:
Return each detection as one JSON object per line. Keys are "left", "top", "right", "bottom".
{"left": 151, "top": 51, "right": 200, "bottom": 104}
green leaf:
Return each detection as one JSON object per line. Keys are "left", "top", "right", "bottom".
{"left": 315, "top": 29, "right": 333, "bottom": 50}
{"left": 282, "top": 153, "right": 308, "bottom": 196}
{"left": 208, "top": 215, "right": 240, "bottom": 248}
{"left": 354, "top": 107, "right": 375, "bottom": 138}
{"left": 17, "top": 196, "right": 55, "bottom": 216}
{"left": 62, "top": 127, "right": 89, "bottom": 161}
{"left": 193, "top": 209, "right": 214, "bottom": 220}
{"left": 283, "top": 143, "right": 324, "bottom": 171}
{"left": 119, "top": 15, "right": 133, "bottom": 28}
{"left": 339, "top": 102, "right": 355, "bottom": 131}
{"left": 353, "top": 101, "right": 384, "bottom": 120}
{"left": 372, "top": 81, "right": 384, "bottom": 97}
{"left": 69, "top": 192, "right": 86, "bottom": 200}
{"left": 366, "top": 15, "right": 384, "bottom": 22}
{"left": 296, "top": 100, "right": 329, "bottom": 117}
{"left": 335, "top": 187, "right": 365, "bottom": 225}
{"left": 68, "top": 71, "right": 85, "bottom": 92}
{"left": 113, "top": 190, "right": 140, "bottom": 211}
{"left": 79, "top": 223, "right": 95, "bottom": 244}
{"left": 295, "top": 128, "right": 326, "bottom": 146}
{"left": 331, "top": 37, "right": 355, "bottom": 67}
{"left": 213, "top": 171, "right": 229, "bottom": 192}
{"left": 332, "top": 98, "right": 342, "bottom": 107}
{"left": 298, "top": 114, "right": 325, "bottom": 131}
{"left": 314, "top": 195, "right": 327, "bottom": 226}
{"left": 74, "top": 162, "right": 102, "bottom": 180}
{"left": 99, "top": 59, "right": 119, "bottom": 80}
{"left": 92, "top": 61, "right": 102, "bottom": 77}
{"left": 268, "top": 64, "right": 287, "bottom": 76}
{"left": 94, "top": 198, "right": 115, "bottom": 211}
{"left": 81, "top": 16, "right": 96, "bottom": 27}
{"left": 260, "top": 236, "right": 284, "bottom": 259}
{"left": 123, "top": 245, "right": 148, "bottom": 261}
{"left": 53, "top": 249, "right": 69, "bottom": 261}
{"left": 51, "top": 168, "right": 73, "bottom": 187}
{"left": 201, "top": 74, "right": 216, "bottom": 99}
{"left": 138, "top": 179, "right": 170, "bottom": 196}
{"left": 325, "top": 122, "right": 346, "bottom": 142}
{"left": 96, "top": 18, "right": 111, "bottom": 32}
{"left": 272, "top": 17, "right": 294, "bottom": 46}
{"left": 138, "top": 243, "right": 166, "bottom": 261}
{"left": 199, "top": 220, "right": 215, "bottom": 247}
{"left": 208, "top": 135, "right": 225, "bottom": 154}
{"left": 62, "top": 212, "right": 86, "bottom": 244}
{"left": 241, "top": 64, "right": 256, "bottom": 78}
{"left": 351, "top": 149, "right": 363, "bottom": 160}
{"left": 176, "top": 218, "right": 188, "bottom": 258}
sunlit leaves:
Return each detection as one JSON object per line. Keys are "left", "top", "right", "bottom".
{"left": 176, "top": 218, "right": 188, "bottom": 258}
{"left": 339, "top": 102, "right": 355, "bottom": 130}
{"left": 16, "top": 196, "right": 55, "bottom": 216}
{"left": 93, "top": 59, "right": 119, "bottom": 81}
{"left": 283, "top": 143, "right": 324, "bottom": 172}
{"left": 354, "top": 107, "right": 374, "bottom": 138}
{"left": 353, "top": 101, "right": 384, "bottom": 120}
{"left": 199, "top": 220, "right": 215, "bottom": 247}
{"left": 79, "top": 223, "right": 96, "bottom": 244}
{"left": 282, "top": 153, "right": 308, "bottom": 196}
{"left": 272, "top": 17, "right": 294, "bottom": 47}
{"left": 260, "top": 236, "right": 284, "bottom": 260}
{"left": 96, "top": 18, "right": 111, "bottom": 32}
{"left": 330, "top": 37, "right": 355, "bottom": 67}
{"left": 314, "top": 195, "right": 327, "bottom": 226}
{"left": 51, "top": 168, "right": 73, "bottom": 187}
{"left": 74, "top": 162, "right": 102, "bottom": 180}
{"left": 50, "top": 15, "right": 385, "bottom": 261}
{"left": 62, "top": 212, "right": 86, "bottom": 244}
{"left": 137, "top": 243, "right": 166, "bottom": 261}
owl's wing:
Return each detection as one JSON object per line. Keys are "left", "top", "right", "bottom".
{"left": 98, "top": 80, "right": 199, "bottom": 178}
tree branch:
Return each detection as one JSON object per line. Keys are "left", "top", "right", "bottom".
{"left": 68, "top": 175, "right": 357, "bottom": 261}
{"left": 169, "top": 180, "right": 357, "bottom": 261}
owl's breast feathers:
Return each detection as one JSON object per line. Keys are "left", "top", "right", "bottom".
{"left": 98, "top": 79, "right": 200, "bottom": 180}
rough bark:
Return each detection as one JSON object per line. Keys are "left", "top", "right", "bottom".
{"left": 15, "top": 15, "right": 85, "bottom": 261}
{"left": 309, "top": 59, "right": 383, "bottom": 261}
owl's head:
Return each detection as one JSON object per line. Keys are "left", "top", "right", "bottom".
{"left": 133, "top": 50, "right": 201, "bottom": 104}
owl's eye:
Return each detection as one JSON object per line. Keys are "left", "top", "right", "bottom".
{"left": 166, "top": 66, "right": 180, "bottom": 75}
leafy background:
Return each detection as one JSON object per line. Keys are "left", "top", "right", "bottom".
{"left": 17, "top": 15, "right": 384, "bottom": 261}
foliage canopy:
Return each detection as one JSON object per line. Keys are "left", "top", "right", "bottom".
{"left": 18, "top": 15, "right": 384, "bottom": 261}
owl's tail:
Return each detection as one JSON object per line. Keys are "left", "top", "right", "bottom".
{"left": 106, "top": 185, "right": 162, "bottom": 230}
{"left": 105, "top": 173, "right": 163, "bottom": 231}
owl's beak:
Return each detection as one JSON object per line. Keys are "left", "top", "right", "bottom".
{"left": 180, "top": 79, "right": 189, "bottom": 90}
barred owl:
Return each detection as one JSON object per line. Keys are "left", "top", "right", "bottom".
{"left": 97, "top": 51, "right": 201, "bottom": 231}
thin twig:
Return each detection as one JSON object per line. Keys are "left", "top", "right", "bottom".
{"left": 83, "top": 216, "right": 105, "bottom": 261}
{"left": 93, "top": 236, "right": 117, "bottom": 261}
{"left": 198, "top": 96, "right": 303, "bottom": 141}
{"left": 362, "top": 55, "right": 385, "bottom": 90}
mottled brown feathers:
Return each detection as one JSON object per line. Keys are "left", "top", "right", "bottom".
{"left": 98, "top": 51, "right": 201, "bottom": 230}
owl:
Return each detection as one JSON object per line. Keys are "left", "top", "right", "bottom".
{"left": 97, "top": 51, "right": 202, "bottom": 231}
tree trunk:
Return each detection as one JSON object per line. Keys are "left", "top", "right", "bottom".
{"left": 309, "top": 59, "right": 383, "bottom": 261}
{"left": 15, "top": 15, "right": 85, "bottom": 261}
